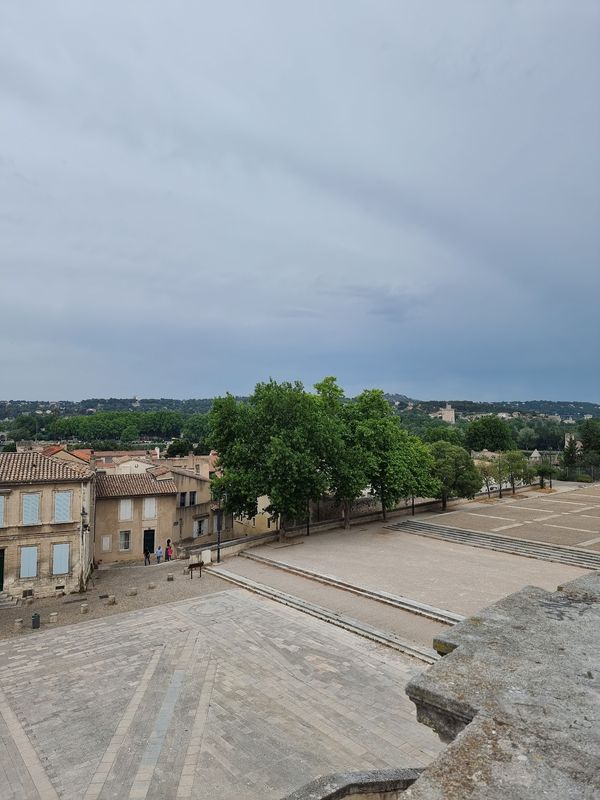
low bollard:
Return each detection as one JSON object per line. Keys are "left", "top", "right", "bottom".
{"left": 80, "top": 603, "right": 89, "bottom": 614}
{"left": 107, "top": 595, "right": 116, "bottom": 605}
{"left": 14, "top": 618, "right": 23, "bottom": 632}
{"left": 147, "top": 583, "right": 156, "bottom": 590}
{"left": 126, "top": 587, "right": 138, "bottom": 597}
{"left": 167, "top": 573, "right": 174, "bottom": 582}
{"left": 32, "top": 612, "right": 40, "bottom": 630}
{"left": 48, "top": 612, "right": 58, "bottom": 624}
{"left": 25, "top": 597, "right": 34, "bottom": 606}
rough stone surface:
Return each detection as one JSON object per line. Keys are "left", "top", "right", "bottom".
{"left": 80, "top": 603, "right": 89, "bottom": 614}
{"left": 282, "top": 768, "right": 423, "bottom": 799}
{"left": 48, "top": 612, "right": 58, "bottom": 624}
{"left": 126, "top": 586, "right": 137, "bottom": 596}
{"left": 405, "top": 572, "right": 600, "bottom": 799}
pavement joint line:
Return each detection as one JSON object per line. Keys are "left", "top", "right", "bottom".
{"left": 240, "top": 551, "right": 464, "bottom": 625}
{"left": 492, "top": 523, "right": 524, "bottom": 532}
{"left": 176, "top": 656, "right": 217, "bottom": 799}
{"left": 573, "top": 535, "right": 600, "bottom": 547}
{"left": 128, "top": 669, "right": 187, "bottom": 799}
{"left": 463, "top": 512, "right": 518, "bottom": 522}
{"left": 542, "top": 523, "right": 599, "bottom": 534}
{"left": 0, "top": 686, "right": 59, "bottom": 800}
{"left": 83, "top": 646, "right": 163, "bottom": 800}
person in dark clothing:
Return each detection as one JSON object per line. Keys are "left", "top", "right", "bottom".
{"left": 143, "top": 547, "right": 151, "bottom": 566}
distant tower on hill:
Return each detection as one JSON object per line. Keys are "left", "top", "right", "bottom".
{"left": 440, "top": 403, "right": 456, "bottom": 425}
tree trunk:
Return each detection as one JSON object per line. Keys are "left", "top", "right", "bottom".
{"left": 512, "top": 479, "right": 516, "bottom": 495}
{"left": 306, "top": 498, "right": 310, "bottom": 536}
{"left": 343, "top": 500, "right": 350, "bottom": 530}
{"left": 382, "top": 500, "right": 387, "bottom": 522}
{"left": 486, "top": 485, "right": 491, "bottom": 499}
{"left": 441, "top": 493, "right": 447, "bottom": 511}
{"left": 411, "top": 495, "right": 415, "bottom": 516}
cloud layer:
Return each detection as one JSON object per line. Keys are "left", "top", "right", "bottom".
{"left": 1, "top": 1, "right": 599, "bottom": 400}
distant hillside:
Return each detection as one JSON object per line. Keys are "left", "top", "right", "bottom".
{"left": 405, "top": 399, "right": 600, "bottom": 418}
{"left": 1, "top": 395, "right": 598, "bottom": 422}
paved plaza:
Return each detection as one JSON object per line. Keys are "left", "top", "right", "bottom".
{"left": 423, "top": 483, "right": 600, "bottom": 551}
{"left": 244, "top": 516, "right": 589, "bottom": 617}
{"left": 0, "top": 588, "right": 442, "bottom": 800}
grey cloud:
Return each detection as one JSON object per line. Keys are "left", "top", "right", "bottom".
{"left": 0, "top": 1, "right": 598, "bottom": 401}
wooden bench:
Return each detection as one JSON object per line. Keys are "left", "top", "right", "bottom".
{"left": 188, "top": 561, "right": 203, "bottom": 579}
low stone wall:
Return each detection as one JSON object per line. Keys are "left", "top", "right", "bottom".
{"left": 281, "top": 768, "right": 423, "bottom": 800}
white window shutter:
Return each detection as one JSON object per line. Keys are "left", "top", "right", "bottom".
{"left": 0, "top": 495, "right": 4, "bottom": 526}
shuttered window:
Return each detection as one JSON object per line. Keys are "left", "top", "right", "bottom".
{"left": 143, "top": 497, "right": 157, "bottom": 519}
{"left": 54, "top": 491, "right": 72, "bottom": 523}
{"left": 119, "top": 498, "right": 133, "bottom": 521}
{"left": 119, "top": 531, "right": 131, "bottom": 551}
{"left": 101, "top": 535, "right": 112, "bottom": 552}
{"left": 0, "top": 495, "right": 5, "bottom": 527}
{"left": 22, "top": 493, "right": 40, "bottom": 525}
{"left": 52, "top": 543, "right": 70, "bottom": 575}
{"left": 20, "top": 546, "right": 38, "bottom": 578}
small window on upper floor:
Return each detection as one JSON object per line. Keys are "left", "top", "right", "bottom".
{"left": 179, "top": 492, "right": 187, "bottom": 507}
{"left": 0, "top": 495, "right": 5, "bottom": 527}
{"left": 189, "top": 491, "right": 196, "bottom": 506}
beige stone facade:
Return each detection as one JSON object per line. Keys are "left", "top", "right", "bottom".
{"left": 0, "top": 453, "right": 94, "bottom": 599}
{"left": 233, "top": 495, "right": 279, "bottom": 537}
{"left": 94, "top": 473, "right": 177, "bottom": 564}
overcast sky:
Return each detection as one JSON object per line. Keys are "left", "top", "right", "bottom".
{"left": 1, "top": 1, "right": 599, "bottom": 402}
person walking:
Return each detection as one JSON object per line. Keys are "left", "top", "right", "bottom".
{"left": 155, "top": 545, "right": 163, "bottom": 564}
{"left": 143, "top": 547, "right": 151, "bottom": 566}
{"left": 165, "top": 540, "right": 173, "bottom": 562}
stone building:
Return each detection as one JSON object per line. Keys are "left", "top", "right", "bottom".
{"left": 94, "top": 473, "right": 177, "bottom": 564}
{"left": 0, "top": 452, "right": 95, "bottom": 599}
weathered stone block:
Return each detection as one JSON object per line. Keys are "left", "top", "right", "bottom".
{"left": 126, "top": 587, "right": 138, "bottom": 597}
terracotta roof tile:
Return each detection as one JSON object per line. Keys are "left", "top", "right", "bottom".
{"left": 41, "top": 445, "right": 64, "bottom": 457}
{"left": 0, "top": 452, "right": 93, "bottom": 484}
{"left": 96, "top": 473, "right": 177, "bottom": 499}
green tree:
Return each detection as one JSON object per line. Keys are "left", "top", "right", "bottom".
{"left": 210, "top": 380, "right": 330, "bottom": 534}
{"left": 477, "top": 459, "right": 496, "bottom": 499}
{"left": 1, "top": 441, "right": 16, "bottom": 452}
{"left": 516, "top": 426, "right": 537, "bottom": 449}
{"left": 498, "top": 450, "right": 528, "bottom": 495}
{"left": 121, "top": 425, "right": 139, "bottom": 443}
{"left": 315, "top": 377, "right": 370, "bottom": 529}
{"left": 464, "top": 416, "right": 514, "bottom": 452}
{"left": 422, "top": 424, "right": 464, "bottom": 446}
{"left": 354, "top": 390, "right": 413, "bottom": 521}
{"left": 400, "top": 437, "right": 440, "bottom": 514}
{"left": 563, "top": 437, "right": 578, "bottom": 469}
{"left": 430, "top": 441, "right": 481, "bottom": 510}
{"left": 537, "top": 461, "right": 555, "bottom": 489}
{"left": 165, "top": 439, "right": 193, "bottom": 457}
{"left": 580, "top": 419, "right": 600, "bottom": 455}
{"left": 181, "top": 414, "right": 211, "bottom": 453}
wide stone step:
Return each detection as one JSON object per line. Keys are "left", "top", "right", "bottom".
{"left": 386, "top": 520, "right": 600, "bottom": 570}
{"left": 206, "top": 565, "right": 439, "bottom": 664}
{"left": 241, "top": 551, "right": 464, "bottom": 625}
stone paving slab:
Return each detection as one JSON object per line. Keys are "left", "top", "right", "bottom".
{"left": 0, "top": 588, "right": 442, "bottom": 799}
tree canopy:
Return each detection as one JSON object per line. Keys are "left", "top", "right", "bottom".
{"left": 430, "top": 441, "right": 482, "bottom": 509}
{"left": 464, "top": 416, "right": 515, "bottom": 452}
